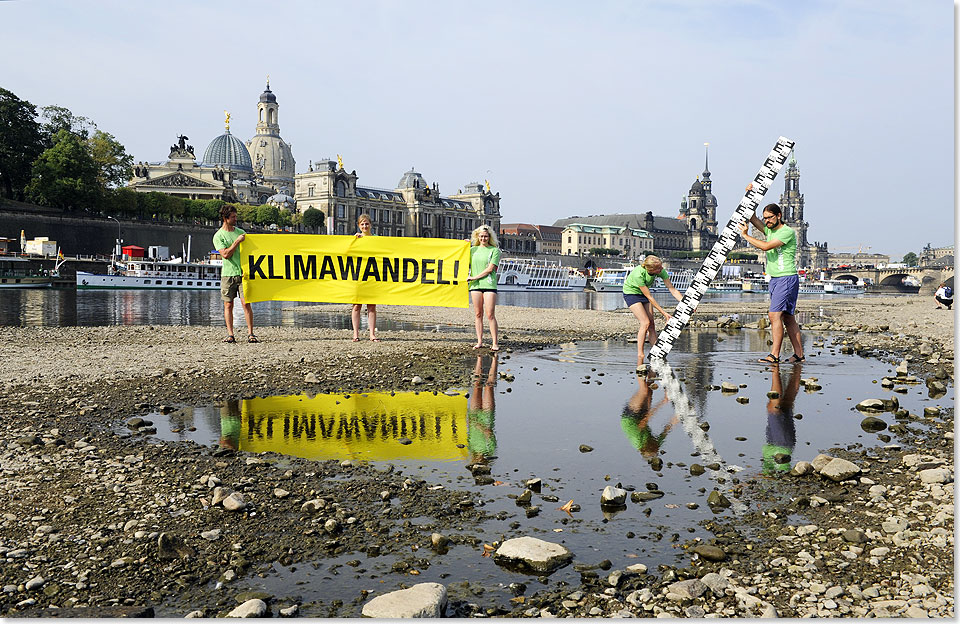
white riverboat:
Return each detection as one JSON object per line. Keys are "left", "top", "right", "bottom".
{"left": 590, "top": 266, "right": 695, "bottom": 294}
{"left": 741, "top": 276, "right": 770, "bottom": 293}
{"left": 0, "top": 255, "right": 65, "bottom": 288}
{"left": 496, "top": 258, "right": 588, "bottom": 291}
{"left": 708, "top": 278, "right": 743, "bottom": 293}
{"left": 76, "top": 258, "right": 222, "bottom": 290}
{"left": 822, "top": 279, "right": 865, "bottom": 295}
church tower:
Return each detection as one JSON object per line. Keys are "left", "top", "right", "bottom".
{"left": 246, "top": 80, "right": 296, "bottom": 194}
{"left": 686, "top": 143, "right": 719, "bottom": 251}
{"left": 778, "top": 151, "right": 809, "bottom": 262}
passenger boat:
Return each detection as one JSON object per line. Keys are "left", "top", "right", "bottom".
{"left": 0, "top": 256, "right": 64, "bottom": 288}
{"left": 707, "top": 278, "right": 743, "bottom": 293}
{"left": 590, "top": 266, "right": 695, "bottom": 294}
{"left": 822, "top": 279, "right": 865, "bottom": 295}
{"left": 76, "top": 258, "right": 222, "bottom": 290}
{"left": 797, "top": 278, "right": 825, "bottom": 295}
{"left": 496, "top": 258, "right": 588, "bottom": 291}
{"left": 740, "top": 276, "right": 770, "bottom": 293}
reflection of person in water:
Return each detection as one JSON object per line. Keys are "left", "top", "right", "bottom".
{"left": 219, "top": 399, "right": 241, "bottom": 450}
{"left": 467, "top": 355, "right": 498, "bottom": 463}
{"left": 762, "top": 363, "right": 801, "bottom": 474}
{"left": 620, "top": 370, "right": 678, "bottom": 459}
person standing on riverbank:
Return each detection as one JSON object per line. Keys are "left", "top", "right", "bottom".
{"left": 622, "top": 255, "right": 683, "bottom": 367}
{"left": 467, "top": 225, "right": 501, "bottom": 351}
{"left": 740, "top": 184, "right": 803, "bottom": 364}
{"left": 351, "top": 214, "right": 380, "bottom": 342}
{"left": 213, "top": 205, "right": 257, "bottom": 343}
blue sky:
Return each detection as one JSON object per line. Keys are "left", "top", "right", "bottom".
{"left": 1, "top": 0, "right": 953, "bottom": 259}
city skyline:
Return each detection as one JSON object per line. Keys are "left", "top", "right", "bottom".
{"left": 1, "top": 0, "right": 953, "bottom": 260}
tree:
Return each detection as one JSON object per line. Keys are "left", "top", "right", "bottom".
{"left": 39, "top": 105, "right": 96, "bottom": 145}
{"left": 902, "top": 252, "right": 918, "bottom": 266}
{"left": 88, "top": 130, "right": 133, "bottom": 188}
{"left": 302, "top": 207, "right": 325, "bottom": 232}
{"left": 0, "top": 88, "right": 44, "bottom": 200}
{"left": 26, "top": 129, "right": 101, "bottom": 210}
{"left": 256, "top": 204, "right": 280, "bottom": 226}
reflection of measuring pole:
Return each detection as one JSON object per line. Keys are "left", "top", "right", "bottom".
{"left": 650, "top": 360, "right": 747, "bottom": 513}
{"left": 650, "top": 137, "right": 795, "bottom": 361}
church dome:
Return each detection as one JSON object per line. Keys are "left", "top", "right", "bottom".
{"left": 203, "top": 130, "right": 253, "bottom": 173}
{"left": 397, "top": 168, "right": 426, "bottom": 189}
{"left": 260, "top": 84, "right": 277, "bottom": 104}
{"left": 266, "top": 189, "right": 296, "bottom": 212}
{"left": 689, "top": 178, "right": 703, "bottom": 192}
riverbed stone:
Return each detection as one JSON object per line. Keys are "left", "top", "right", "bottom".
{"left": 227, "top": 598, "right": 267, "bottom": 618}
{"left": 222, "top": 492, "right": 247, "bottom": 511}
{"left": 601, "top": 486, "right": 627, "bottom": 507}
{"left": 860, "top": 416, "right": 887, "bottom": 432}
{"left": 666, "top": 578, "right": 707, "bottom": 599}
{"left": 820, "top": 458, "right": 861, "bottom": 481}
{"left": 918, "top": 468, "right": 952, "bottom": 484}
{"left": 856, "top": 399, "right": 886, "bottom": 412}
{"left": 692, "top": 544, "right": 727, "bottom": 561}
{"left": 790, "top": 461, "right": 814, "bottom": 476}
{"left": 361, "top": 582, "right": 447, "bottom": 618}
{"left": 493, "top": 537, "right": 573, "bottom": 573}
{"left": 811, "top": 454, "right": 834, "bottom": 471}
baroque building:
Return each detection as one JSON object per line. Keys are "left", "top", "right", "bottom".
{"left": 127, "top": 85, "right": 295, "bottom": 205}
{"left": 293, "top": 161, "right": 501, "bottom": 237}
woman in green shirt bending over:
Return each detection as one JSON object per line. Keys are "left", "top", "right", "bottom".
{"left": 622, "top": 255, "right": 683, "bottom": 367}
{"left": 467, "top": 225, "right": 502, "bottom": 351}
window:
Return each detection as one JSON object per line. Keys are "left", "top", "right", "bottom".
{"left": 335, "top": 180, "right": 347, "bottom": 197}
{"left": 422, "top": 214, "right": 431, "bottom": 226}
{"left": 396, "top": 229, "right": 403, "bottom": 237}
{"left": 370, "top": 208, "right": 377, "bottom": 221}
{"left": 308, "top": 186, "right": 314, "bottom": 197}
{"left": 456, "top": 218, "right": 462, "bottom": 230}
{"left": 337, "top": 204, "right": 346, "bottom": 218}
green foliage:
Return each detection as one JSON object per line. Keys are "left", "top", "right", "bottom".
{"left": 728, "top": 252, "right": 758, "bottom": 261}
{"left": 668, "top": 250, "right": 709, "bottom": 259}
{"left": 588, "top": 247, "right": 621, "bottom": 257}
{"left": 237, "top": 204, "right": 258, "bottom": 225}
{"left": 39, "top": 105, "right": 96, "bottom": 144}
{"left": 255, "top": 204, "right": 280, "bottom": 226}
{"left": 88, "top": 130, "right": 133, "bottom": 188}
{"left": 107, "top": 187, "right": 139, "bottom": 218}
{"left": 302, "top": 207, "right": 325, "bottom": 232}
{"left": 902, "top": 252, "right": 918, "bottom": 266}
{"left": 0, "top": 88, "right": 44, "bottom": 200}
{"left": 27, "top": 129, "right": 101, "bottom": 210}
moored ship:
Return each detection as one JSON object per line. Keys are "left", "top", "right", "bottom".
{"left": 497, "top": 258, "right": 587, "bottom": 291}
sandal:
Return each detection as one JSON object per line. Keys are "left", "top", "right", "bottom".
{"left": 757, "top": 353, "right": 780, "bottom": 364}
{"left": 785, "top": 354, "right": 805, "bottom": 363}
{"left": 370, "top": 337, "right": 381, "bottom": 342}
{"left": 223, "top": 335, "right": 236, "bottom": 343}
{"left": 352, "top": 337, "right": 360, "bottom": 342}
{"left": 247, "top": 334, "right": 260, "bottom": 343}
{"left": 490, "top": 346, "right": 500, "bottom": 352}
{"left": 472, "top": 344, "right": 483, "bottom": 350}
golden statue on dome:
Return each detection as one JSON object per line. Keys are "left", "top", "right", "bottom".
{"left": 337, "top": 154, "right": 344, "bottom": 170}
{"left": 224, "top": 110, "right": 231, "bottom": 131}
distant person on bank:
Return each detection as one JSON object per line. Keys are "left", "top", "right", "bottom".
{"left": 741, "top": 183, "right": 802, "bottom": 364}
{"left": 351, "top": 214, "right": 380, "bottom": 342}
{"left": 467, "top": 225, "right": 501, "bottom": 351}
{"left": 622, "top": 255, "right": 683, "bottom": 367}
{"left": 213, "top": 205, "right": 257, "bottom": 343}
{"left": 935, "top": 282, "right": 953, "bottom": 310}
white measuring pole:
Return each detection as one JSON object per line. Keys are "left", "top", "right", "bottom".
{"left": 649, "top": 137, "right": 795, "bottom": 361}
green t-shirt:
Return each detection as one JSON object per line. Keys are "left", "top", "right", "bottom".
{"left": 763, "top": 225, "right": 796, "bottom": 277}
{"left": 213, "top": 227, "right": 246, "bottom": 277}
{"left": 622, "top": 266, "right": 669, "bottom": 295}
{"left": 469, "top": 245, "right": 501, "bottom": 290}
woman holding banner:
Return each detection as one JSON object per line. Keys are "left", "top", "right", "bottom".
{"left": 467, "top": 225, "right": 501, "bottom": 352}
{"left": 351, "top": 214, "right": 380, "bottom": 342}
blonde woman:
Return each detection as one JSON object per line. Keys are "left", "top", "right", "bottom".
{"left": 351, "top": 214, "right": 380, "bottom": 342}
{"left": 467, "top": 225, "right": 501, "bottom": 351}
{"left": 622, "top": 255, "right": 683, "bottom": 366}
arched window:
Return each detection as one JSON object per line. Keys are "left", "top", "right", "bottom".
{"left": 268, "top": 109, "right": 276, "bottom": 125}
{"left": 335, "top": 180, "right": 347, "bottom": 197}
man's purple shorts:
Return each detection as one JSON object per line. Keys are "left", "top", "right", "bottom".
{"left": 769, "top": 275, "right": 799, "bottom": 314}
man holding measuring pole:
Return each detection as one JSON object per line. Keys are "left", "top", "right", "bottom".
{"left": 740, "top": 182, "right": 804, "bottom": 364}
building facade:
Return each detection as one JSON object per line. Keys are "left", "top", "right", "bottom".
{"left": 560, "top": 223, "right": 653, "bottom": 260}
{"left": 127, "top": 84, "right": 295, "bottom": 205}
{"left": 498, "top": 223, "right": 563, "bottom": 255}
{"left": 294, "top": 163, "right": 501, "bottom": 237}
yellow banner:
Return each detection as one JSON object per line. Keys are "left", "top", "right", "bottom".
{"left": 239, "top": 234, "right": 470, "bottom": 307}
{"left": 219, "top": 392, "right": 470, "bottom": 462}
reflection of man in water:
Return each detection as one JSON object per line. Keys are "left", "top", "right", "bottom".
{"left": 620, "top": 370, "right": 678, "bottom": 459}
{"left": 467, "top": 355, "right": 498, "bottom": 463}
{"left": 219, "top": 399, "right": 241, "bottom": 450}
{"left": 762, "top": 364, "right": 801, "bottom": 474}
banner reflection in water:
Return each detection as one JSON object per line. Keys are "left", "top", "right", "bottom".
{"left": 219, "top": 391, "right": 469, "bottom": 462}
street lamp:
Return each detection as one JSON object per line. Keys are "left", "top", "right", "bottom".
{"left": 107, "top": 216, "right": 121, "bottom": 260}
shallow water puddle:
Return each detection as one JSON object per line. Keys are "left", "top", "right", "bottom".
{"left": 147, "top": 329, "right": 948, "bottom": 616}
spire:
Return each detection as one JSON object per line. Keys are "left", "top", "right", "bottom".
{"left": 789, "top": 148, "right": 797, "bottom": 167}
{"left": 703, "top": 142, "right": 710, "bottom": 177}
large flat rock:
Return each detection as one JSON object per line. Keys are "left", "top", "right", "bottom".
{"left": 361, "top": 582, "right": 447, "bottom": 618}
{"left": 493, "top": 536, "right": 573, "bottom": 573}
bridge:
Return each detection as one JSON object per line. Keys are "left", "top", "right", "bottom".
{"left": 824, "top": 265, "right": 954, "bottom": 294}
